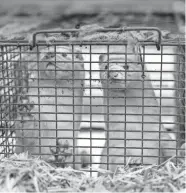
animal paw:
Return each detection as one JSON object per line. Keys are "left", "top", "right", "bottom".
{"left": 49, "top": 139, "right": 72, "bottom": 167}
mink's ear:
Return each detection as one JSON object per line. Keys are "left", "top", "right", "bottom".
{"left": 99, "top": 54, "right": 108, "bottom": 65}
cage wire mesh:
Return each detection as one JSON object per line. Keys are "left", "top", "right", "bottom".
{"left": 0, "top": 28, "right": 185, "bottom": 172}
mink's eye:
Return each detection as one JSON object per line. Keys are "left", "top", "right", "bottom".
{"left": 45, "top": 55, "right": 49, "bottom": 59}
{"left": 123, "top": 65, "right": 129, "bottom": 70}
{"left": 45, "top": 52, "right": 53, "bottom": 59}
{"left": 62, "top": 53, "right": 67, "bottom": 57}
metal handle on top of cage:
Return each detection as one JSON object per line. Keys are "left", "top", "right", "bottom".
{"left": 30, "top": 29, "right": 79, "bottom": 49}
{"left": 30, "top": 27, "right": 162, "bottom": 50}
{"left": 117, "top": 27, "right": 162, "bottom": 51}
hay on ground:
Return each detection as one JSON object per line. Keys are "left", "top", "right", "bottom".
{"left": 0, "top": 153, "right": 185, "bottom": 192}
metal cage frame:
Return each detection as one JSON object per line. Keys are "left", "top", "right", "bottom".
{"left": 0, "top": 27, "right": 185, "bottom": 172}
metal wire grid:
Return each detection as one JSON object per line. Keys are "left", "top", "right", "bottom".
{"left": 175, "top": 44, "right": 185, "bottom": 148}
{"left": 0, "top": 45, "right": 29, "bottom": 157}
{"left": 0, "top": 36, "right": 185, "bottom": 170}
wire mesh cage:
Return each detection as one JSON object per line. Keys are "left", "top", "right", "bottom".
{"left": 0, "top": 27, "right": 185, "bottom": 173}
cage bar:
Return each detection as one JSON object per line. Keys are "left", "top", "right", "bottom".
{"left": 0, "top": 29, "right": 185, "bottom": 173}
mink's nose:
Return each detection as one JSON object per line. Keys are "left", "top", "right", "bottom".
{"left": 108, "top": 68, "right": 125, "bottom": 80}
{"left": 108, "top": 71, "right": 120, "bottom": 79}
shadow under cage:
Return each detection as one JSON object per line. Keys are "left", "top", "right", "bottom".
{"left": 0, "top": 27, "right": 185, "bottom": 174}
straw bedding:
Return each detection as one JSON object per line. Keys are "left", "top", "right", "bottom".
{"left": 0, "top": 153, "right": 185, "bottom": 192}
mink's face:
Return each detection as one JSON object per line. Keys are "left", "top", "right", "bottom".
{"left": 99, "top": 54, "right": 141, "bottom": 89}
{"left": 39, "top": 46, "right": 84, "bottom": 81}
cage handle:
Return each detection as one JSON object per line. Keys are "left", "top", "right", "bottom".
{"left": 31, "top": 27, "right": 162, "bottom": 50}
{"left": 120, "top": 27, "right": 162, "bottom": 50}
